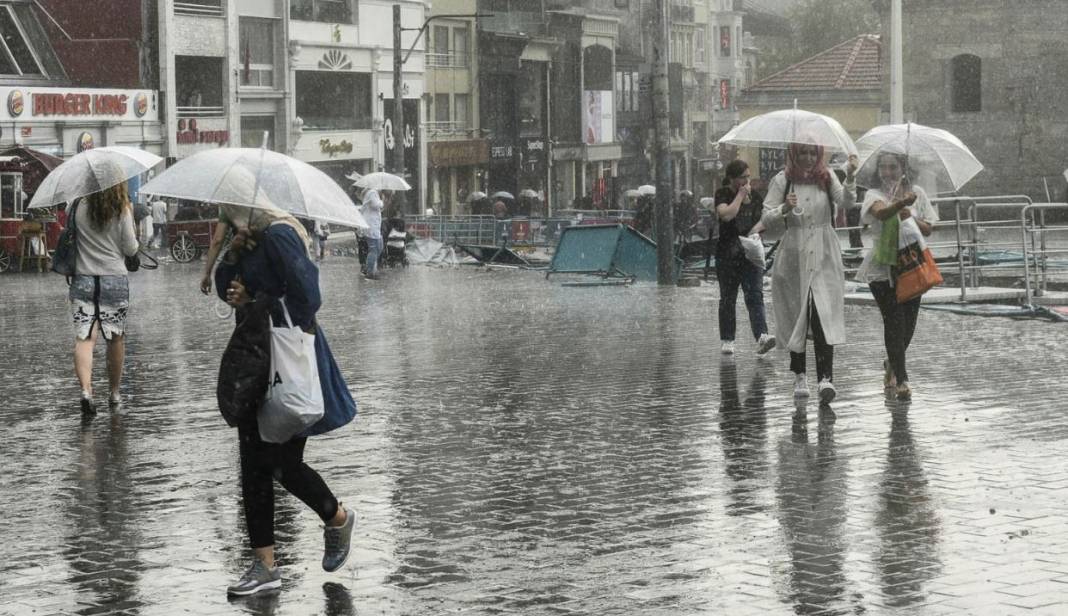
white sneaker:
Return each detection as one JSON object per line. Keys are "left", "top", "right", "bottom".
{"left": 793, "top": 373, "right": 809, "bottom": 397}
{"left": 818, "top": 379, "right": 836, "bottom": 404}
{"left": 755, "top": 333, "right": 776, "bottom": 356}
{"left": 721, "top": 341, "right": 735, "bottom": 355}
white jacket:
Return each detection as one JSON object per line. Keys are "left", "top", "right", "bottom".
{"left": 760, "top": 171, "right": 855, "bottom": 353}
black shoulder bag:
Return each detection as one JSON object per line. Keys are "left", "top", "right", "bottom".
{"left": 216, "top": 294, "right": 272, "bottom": 428}
{"left": 51, "top": 199, "right": 79, "bottom": 278}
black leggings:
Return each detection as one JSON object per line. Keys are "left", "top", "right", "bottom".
{"left": 238, "top": 426, "right": 339, "bottom": 549}
{"left": 789, "top": 297, "right": 834, "bottom": 381}
{"left": 870, "top": 280, "right": 922, "bottom": 383}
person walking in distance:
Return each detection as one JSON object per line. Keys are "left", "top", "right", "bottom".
{"left": 714, "top": 160, "right": 776, "bottom": 357}
{"left": 360, "top": 188, "right": 387, "bottom": 280}
{"left": 150, "top": 197, "right": 168, "bottom": 250}
{"left": 760, "top": 144, "right": 857, "bottom": 403}
{"left": 68, "top": 177, "right": 141, "bottom": 414}
{"left": 216, "top": 205, "right": 358, "bottom": 596}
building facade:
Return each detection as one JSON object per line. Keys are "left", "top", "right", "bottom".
{"left": 878, "top": 0, "right": 1068, "bottom": 199}
{"left": 0, "top": 0, "right": 162, "bottom": 161}
{"left": 425, "top": 0, "right": 483, "bottom": 215}
{"left": 159, "top": 0, "right": 427, "bottom": 208}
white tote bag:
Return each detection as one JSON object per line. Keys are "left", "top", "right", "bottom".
{"left": 258, "top": 300, "right": 324, "bottom": 443}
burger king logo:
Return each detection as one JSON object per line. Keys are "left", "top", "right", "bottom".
{"left": 77, "top": 131, "right": 95, "bottom": 152}
{"left": 134, "top": 92, "right": 148, "bottom": 117}
{"left": 8, "top": 90, "right": 24, "bottom": 117}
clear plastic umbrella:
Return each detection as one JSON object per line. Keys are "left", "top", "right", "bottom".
{"left": 718, "top": 108, "right": 858, "bottom": 155}
{"left": 519, "top": 189, "right": 539, "bottom": 198}
{"left": 856, "top": 123, "right": 983, "bottom": 195}
{"left": 28, "top": 146, "right": 163, "bottom": 209}
{"left": 467, "top": 191, "right": 487, "bottom": 202}
{"left": 354, "top": 171, "right": 411, "bottom": 191}
{"left": 140, "top": 147, "right": 368, "bottom": 229}
{"left": 492, "top": 190, "right": 515, "bottom": 201}
{"left": 637, "top": 184, "right": 656, "bottom": 196}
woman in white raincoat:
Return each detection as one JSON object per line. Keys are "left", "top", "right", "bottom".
{"left": 760, "top": 143, "right": 857, "bottom": 402}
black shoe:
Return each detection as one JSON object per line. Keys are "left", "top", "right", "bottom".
{"left": 80, "top": 397, "right": 96, "bottom": 416}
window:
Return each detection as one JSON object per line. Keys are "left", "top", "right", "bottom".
{"left": 434, "top": 95, "right": 450, "bottom": 123}
{"left": 951, "top": 54, "right": 981, "bottom": 113}
{"left": 295, "top": 71, "right": 372, "bottom": 129}
{"left": 694, "top": 27, "right": 705, "bottom": 66}
{"left": 453, "top": 27, "right": 469, "bottom": 67}
{"left": 719, "top": 26, "right": 731, "bottom": 57}
{"left": 176, "top": 56, "right": 225, "bottom": 115}
{"left": 241, "top": 116, "right": 276, "bottom": 149}
{"left": 290, "top": 0, "right": 355, "bottom": 24}
{"left": 431, "top": 25, "right": 449, "bottom": 66}
{"left": 454, "top": 93, "right": 469, "bottom": 129}
{"left": 239, "top": 19, "right": 275, "bottom": 87}
{"left": 0, "top": 7, "right": 41, "bottom": 75}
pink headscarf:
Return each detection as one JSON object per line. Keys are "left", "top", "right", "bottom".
{"left": 785, "top": 143, "right": 831, "bottom": 191}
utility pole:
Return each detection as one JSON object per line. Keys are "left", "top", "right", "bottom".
{"left": 653, "top": 0, "right": 674, "bottom": 284}
{"left": 890, "top": 0, "right": 903, "bottom": 123}
{"left": 392, "top": 4, "right": 407, "bottom": 215}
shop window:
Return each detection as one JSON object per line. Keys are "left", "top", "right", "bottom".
{"left": 239, "top": 19, "right": 276, "bottom": 88}
{"left": 1, "top": 174, "right": 23, "bottom": 219}
{"left": 295, "top": 71, "right": 372, "bottom": 129}
{"left": 291, "top": 0, "right": 356, "bottom": 24}
{"left": 951, "top": 54, "right": 981, "bottom": 113}
{"left": 0, "top": 7, "right": 42, "bottom": 75}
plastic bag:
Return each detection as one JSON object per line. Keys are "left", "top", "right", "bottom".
{"left": 258, "top": 300, "right": 324, "bottom": 443}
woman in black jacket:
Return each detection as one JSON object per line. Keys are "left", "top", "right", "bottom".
{"left": 714, "top": 160, "right": 775, "bottom": 356}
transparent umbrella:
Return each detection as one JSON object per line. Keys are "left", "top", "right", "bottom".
{"left": 140, "top": 147, "right": 368, "bottom": 229}
{"left": 856, "top": 123, "right": 983, "bottom": 195}
{"left": 354, "top": 172, "right": 411, "bottom": 191}
{"left": 28, "top": 146, "right": 163, "bottom": 209}
{"left": 519, "top": 189, "right": 539, "bottom": 198}
{"left": 492, "top": 190, "right": 515, "bottom": 201}
{"left": 467, "top": 191, "right": 487, "bottom": 202}
{"left": 637, "top": 184, "right": 656, "bottom": 196}
{"left": 718, "top": 108, "right": 857, "bottom": 155}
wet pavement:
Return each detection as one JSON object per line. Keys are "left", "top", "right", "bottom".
{"left": 1, "top": 262, "right": 1067, "bottom": 615}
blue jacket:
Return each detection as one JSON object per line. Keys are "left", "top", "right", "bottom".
{"left": 216, "top": 224, "right": 356, "bottom": 437}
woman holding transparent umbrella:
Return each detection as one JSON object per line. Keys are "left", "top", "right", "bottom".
{"left": 761, "top": 143, "right": 857, "bottom": 402}
{"left": 855, "top": 150, "right": 937, "bottom": 401}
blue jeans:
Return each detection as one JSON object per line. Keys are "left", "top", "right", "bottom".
{"left": 364, "top": 237, "right": 382, "bottom": 276}
{"left": 716, "top": 257, "right": 768, "bottom": 342}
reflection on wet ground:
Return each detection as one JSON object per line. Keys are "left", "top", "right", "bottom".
{"left": 1, "top": 264, "right": 1067, "bottom": 615}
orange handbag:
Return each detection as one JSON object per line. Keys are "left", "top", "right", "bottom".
{"left": 895, "top": 243, "right": 943, "bottom": 303}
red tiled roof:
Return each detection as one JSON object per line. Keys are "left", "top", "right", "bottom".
{"left": 746, "top": 34, "right": 882, "bottom": 92}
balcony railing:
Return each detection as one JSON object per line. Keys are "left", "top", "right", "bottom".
{"left": 177, "top": 105, "right": 226, "bottom": 118}
{"left": 426, "top": 53, "right": 469, "bottom": 69}
{"left": 426, "top": 121, "right": 474, "bottom": 136}
{"left": 175, "top": 0, "right": 223, "bottom": 17}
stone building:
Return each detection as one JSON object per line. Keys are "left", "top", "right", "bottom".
{"left": 878, "top": 0, "right": 1068, "bottom": 199}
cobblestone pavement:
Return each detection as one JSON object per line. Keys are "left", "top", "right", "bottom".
{"left": 1, "top": 263, "right": 1066, "bottom": 616}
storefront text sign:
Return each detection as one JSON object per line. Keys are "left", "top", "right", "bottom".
{"left": 0, "top": 87, "right": 157, "bottom": 122}
{"left": 319, "top": 138, "right": 353, "bottom": 157}
{"left": 429, "top": 140, "right": 488, "bottom": 167}
{"left": 176, "top": 119, "right": 229, "bottom": 146}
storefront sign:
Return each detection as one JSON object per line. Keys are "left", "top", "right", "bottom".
{"left": 758, "top": 147, "right": 786, "bottom": 181}
{"left": 489, "top": 140, "right": 514, "bottom": 162}
{"left": 0, "top": 87, "right": 157, "bottom": 122}
{"left": 176, "top": 119, "right": 230, "bottom": 146}
{"left": 319, "top": 138, "right": 353, "bottom": 157}
{"left": 429, "top": 139, "right": 488, "bottom": 167}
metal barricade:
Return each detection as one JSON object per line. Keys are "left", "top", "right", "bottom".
{"left": 405, "top": 215, "right": 497, "bottom": 246}
{"left": 1021, "top": 203, "right": 1068, "bottom": 305}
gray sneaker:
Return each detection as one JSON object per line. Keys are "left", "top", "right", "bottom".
{"left": 227, "top": 560, "right": 281, "bottom": 596}
{"left": 322, "top": 507, "right": 356, "bottom": 572}
{"left": 756, "top": 333, "right": 776, "bottom": 356}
